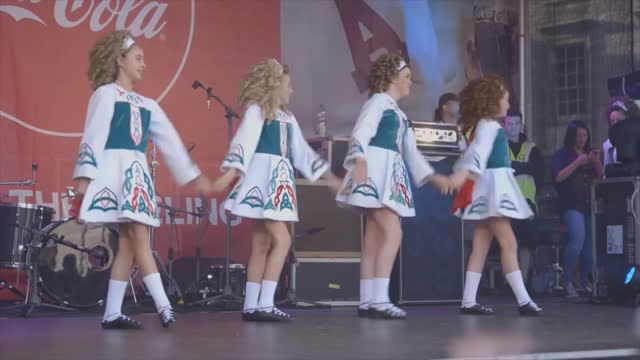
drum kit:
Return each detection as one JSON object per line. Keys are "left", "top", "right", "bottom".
{"left": 0, "top": 158, "right": 249, "bottom": 316}
{"left": 0, "top": 165, "right": 117, "bottom": 316}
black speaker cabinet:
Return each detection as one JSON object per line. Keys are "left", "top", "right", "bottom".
{"left": 392, "top": 151, "right": 464, "bottom": 304}
{"left": 592, "top": 177, "right": 640, "bottom": 301}
{"left": 306, "top": 136, "right": 349, "bottom": 177}
{"left": 294, "top": 258, "right": 360, "bottom": 305}
{"left": 293, "top": 180, "right": 362, "bottom": 257}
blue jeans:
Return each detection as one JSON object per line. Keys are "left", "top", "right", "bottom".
{"left": 562, "top": 209, "right": 593, "bottom": 285}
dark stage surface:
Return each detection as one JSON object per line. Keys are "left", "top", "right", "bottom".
{"left": 1, "top": 298, "right": 640, "bottom": 360}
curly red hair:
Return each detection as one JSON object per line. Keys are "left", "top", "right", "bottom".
{"left": 458, "top": 74, "right": 507, "bottom": 133}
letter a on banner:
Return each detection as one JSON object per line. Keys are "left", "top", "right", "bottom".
{"left": 334, "top": 0, "right": 408, "bottom": 93}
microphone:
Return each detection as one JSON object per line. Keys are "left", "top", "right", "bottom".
{"left": 192, "top": 80, "right": 203, "bottom": 90}
{"left": 193, "top": 80, "right": 211, "bottom": 109}
{"left": 305, "top": 227, "right": 325, "bottom": 235}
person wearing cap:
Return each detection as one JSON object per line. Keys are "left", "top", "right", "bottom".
{"left": 602, "top": 96, "right": 640, "bottom": 168}
{"left": 434, "top": 92, "right": 460, "bottom": 124}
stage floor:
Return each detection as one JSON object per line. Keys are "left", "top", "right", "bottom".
{"left": 1, "top": 298, "right": 640, "bottom": 360}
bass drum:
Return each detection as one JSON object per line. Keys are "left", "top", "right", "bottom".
{"left": 35, "top": 219, "right": 118, "bottom": 308}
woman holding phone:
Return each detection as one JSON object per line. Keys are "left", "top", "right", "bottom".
{"left": 551, "top": 120, "right": 603, "bottom": 298}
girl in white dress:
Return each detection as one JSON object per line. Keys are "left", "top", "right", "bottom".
{"left": 449, "top": 74, "right": 542, "bottom": 316}
{"left": 336, "top": 53, "right": 449, "bottom": 319}
{"left": 72, "top": 30, "right": 215, "bottom": 329}
{"left": 212, "top": 59, "right": 342, "bottom": 321}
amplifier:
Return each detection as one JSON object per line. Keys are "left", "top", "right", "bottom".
{"left": 293, "top": 257, "right": 360, "bottom": 306}
{"left": 293, "top": 180, "right": 362, "bottom": 257}
{"left": 410, "top": 121, "right": 461, "bottom": 154}
{"left": 591, "top": 177, "right": 640, "bottom": 301}
{"left": 392, "top": 150, "right": 465, "bottom": 304}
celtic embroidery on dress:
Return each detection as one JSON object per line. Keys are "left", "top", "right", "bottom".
{"left": 76, "top": 143, "right": 97, "bottom": 167}
{"left": 88, "top": 187, "right": 118, "bottom": 212}
{"left": 351, "top": 177, "right": 380, "bottom": 199}
{"left": 346, "top": 138, "right": 364, "bottom": 158}
{"left": 224, "top": 144, "right": 245, "bottom": 165}
{"left": 499, "top": 193, "right": 517, "bottom": 212}
{"left": 388, "top": 154, "right": 413, "bottom": 208}
{"left": 122, "top": 161, "right": 155, "bottom": 218}
{"left": 468, "top": 196, "right": 489, "bottom": 215}
{"left": 265, "top": 160, "right": 296, "bottom": 211}
{"left": 311, "top": 158, "right": 327, "bottom": 175}
{"left": 240, "top": 186, "right": 265, "bottom": 208}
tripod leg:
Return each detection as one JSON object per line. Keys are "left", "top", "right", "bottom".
{"left": 128, "top": 274, "right": 138, "bottom": 304}
{"left": 0, "top": 281, "right": 25, "bottom": 299}
{"left": 153, "top": 251, "right": 184, "bottom": 304}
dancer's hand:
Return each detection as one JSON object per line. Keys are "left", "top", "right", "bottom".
{"left": 75, "top": 178, "right": 89, "bottom": 196}
{"left": 429, "top": 174, "right": 450, "bottom": 195}
{"left": 323, "top": 171, "right": 344, "bottom": 194}
{"left": 70, "top": 178, "right": 89, "bottom": 220}
{"left": 351, "top": 158, "right": 367, "bottom": 185}
{"left": 194, "top": 175, "right": 216, "bottom": 196}
{"left": 448, "top": 170, "right": 470, "bottom": 192}
{"left": 70, "top": 194, "right": 84, "bottom": 219}
{"left": 212, "top": 169, "right": 238, "bottom": 193}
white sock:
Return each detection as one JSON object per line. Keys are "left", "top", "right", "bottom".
{"left": 103, "top": 280, "right": 127, "bottom": 322}
{"left": 257, "top": 280, "right": 278, "bottom": 311}
{"left": 143, "top": 273, "right": 171, "bottom": 312}
{"left": 359, "top": 279, "right": 373, "bottom": 308}
{"left": 371, "top": 278, "right": 391, "bottom": 310}
{"left": 462, "top": 271, "right": 482, "bottom": 308}
{"left": 505, "top": 270, "right": 532, "bottom": 306}
{"left": 243, "top": 282, "right": 261, "bottom": 312}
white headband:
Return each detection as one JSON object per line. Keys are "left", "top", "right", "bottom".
{"left": 270, "top": 58, "right": 284, "bottom": 75}
{"left": 612, "top": 100, "right": 628, "bottom": 112}
{"left": 122, "top": 37, "right": 136, "bottom": 51}
{"left": 396, "top": 59, "right": 408, "bottom": 72}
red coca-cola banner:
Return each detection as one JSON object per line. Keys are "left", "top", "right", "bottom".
{"left": 0, "top": 0, "right": 280, "bottom": 291}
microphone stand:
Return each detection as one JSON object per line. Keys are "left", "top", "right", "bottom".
{"left": 143, "top": 143, "right": 184, "bottom": 305}
{"left": 155, "top": 199, "right": 207, "bottom": 285}
{"left": 189, "top": 81, "right": 243, "bottom": 309}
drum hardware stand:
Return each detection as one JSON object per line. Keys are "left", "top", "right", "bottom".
{"left": 189, "top": 82, "right": 243, "bottom": 310}
{"left": 62, "top": 188, "right": 140, "bottom": 304}
{"left": 156, "top": 197, "right": 208, "bottom": 299}
{"left": 0, "top": 280, "right": 25, "bottom": 299}
{"left": 1, "top": 226, "right": 83, "bottom": 317}
{"left": 0, "top": 163, "right": 38, "bottom": 186}
{"left": 0, "top": 163, "right": 40, "bottom": 303}
{"left": 277, "top": 227, "right": 331, "bottom": 309}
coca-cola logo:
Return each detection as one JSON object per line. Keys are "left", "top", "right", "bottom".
{"left": 0, "top": 0, "right": 195, "bottom": 137}
{"left": 473, "top": 5, "right": 511, "bottom": 25}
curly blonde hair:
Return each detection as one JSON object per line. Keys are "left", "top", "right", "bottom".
{"left": 238, "top": 59, "right": 289, "bottom": 121}
{"left": 88, "top": 30, "right": 135, "bottom": 90}
{"left": 458, "top": 74, "right": 507, "bottom": 134}
{"left": 368, "top": 53, "right": 407, "bottom": 97}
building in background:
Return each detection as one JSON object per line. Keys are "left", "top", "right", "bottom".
{"left": 526, "top": 0, "right": 636, "bottom": 157}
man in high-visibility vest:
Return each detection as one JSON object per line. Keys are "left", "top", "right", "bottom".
{"left": 503, "top": 110, "right": 544, "bottom": 286}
